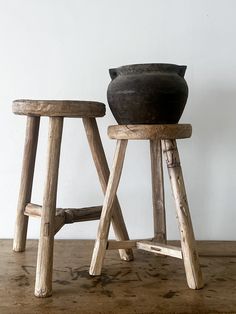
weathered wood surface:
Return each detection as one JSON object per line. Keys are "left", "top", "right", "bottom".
{"left": 83, "top": 117, "right": 133, "bottom": 261}
{"left": 24, "top": 203, "right": 63, "bottom": 234}
{"left": 171, "top": 240, "right": 236, "bottom": 257}
{"left": 107, "top": 240, "right": 137, "bottom": 250}
{"left": 136, "top": 240, "right": 182, "bottom": 259}
{"left": 24, "top": 203, "right": 44, "bottom": 218}
{"left": 35, "top": 117, "right": 63, "bottom": 297}
{"left": 108, "top": 124, "right": 192, "bottom": 140}
{"left": 13, "top": 116, "right": 40, "bottom": 252}
{"left": 25, "top": 203, "right": 102, "bottom": 223}
{"left": 13, "top": 99, "right": 105, "bottom": 117}
{"left": 106, "top": 239, "right": 182, "bottom": 260}
{"left": 163, "top": 139, "right": 203, "bottom": 290}
{"left": 106, "top": 239, "right": 151, "bottom": 250}
{"left": 1, "top": 240, "right": 236, "bottom": 313}
{"left": 150, "top": 139, "right": 166, "bottom": 243}
{"left": 25, "top": 203, "right": 102, "bottom": 235}
{"left": 89, "top": 140, "right": 128, "bottom": 276}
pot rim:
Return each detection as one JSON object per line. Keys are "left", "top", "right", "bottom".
{"left": 109, "top": 63, "right": 187, "bottom": 79}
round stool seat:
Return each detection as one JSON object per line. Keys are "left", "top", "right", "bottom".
{"left": 13, "top": 99, "right": 106, "bottom": 118}
{"left": 108, "top": 124, "right": 192, "bottom": 140}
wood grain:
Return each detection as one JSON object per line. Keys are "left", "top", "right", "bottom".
{"left": 108, "top": 124, "right": 192, "bottom": 140}
{"left": 83, "top": 117, "right": 133, "bottom": 261}
{"left": 106, "top": 239, "right": 151, "bottom": 250}
{"left": 25, "top": 203, "right": 102, "bottom": 225}
{"left": 13, "top": 99, "right": 105, "bottom": 118}
{"left": 35, "top": 117, "right": 63, "bottom": 297}
{"left": 89, "top": 140, "right": 128, "bottom": 276}
{"left": 136, "top": 240, "right": 182, "bottom": 259}
{"left": 162, "top": 139, "right": 204, "bottom": 289}
{"left": 13, "top": 116, "right": 40, "bottom": 252}
{"left": 107, "top": 240, "right": 137, "bottom": 250}
{"left": 150, "top": 139, "right": 166, "bottom": 243}
{"left": 2, "top": 239, "right": 236, "bottom": 313}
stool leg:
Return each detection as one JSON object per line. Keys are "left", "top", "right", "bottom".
{"left": 89, "top": 139, "right": 128, "bottom": 276}
{"left": 150, "top": 139, "right": 166, "bottom": 243}
{"left": 83, "top": 117, "right": 133, "bottom": 261}
{"left": 35, "top": 117, "right": 63, "bottom": 297}
{"left": 162, "top": 139, "right": 203, "bottom": 289}
{"left": 13, "top": 116, "right": 40, "bottom": 252}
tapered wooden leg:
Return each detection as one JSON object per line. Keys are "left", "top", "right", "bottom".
{"left": 162, "top": 139, "right": 203, "bottom": 289}
{"left": 83, "top": 118, "right": 133, "bottom": 261}
{"left": 13, "top": 116, "right": 40, "bottom": 252}
{"left": 35, "top": 117, "right": 63, "bottom": 297}
{"left": 89, "top": 139, "right": 128, "bottom": 276}
{"left": 150, "top": 139, "right": 166, "bottom": 243}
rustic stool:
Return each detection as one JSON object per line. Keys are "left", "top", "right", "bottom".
{"left": 89, "top": 124, "right": 204, "bottom": 290}
{"left": 12, "top": 99, "right": 133, "bottom": 297}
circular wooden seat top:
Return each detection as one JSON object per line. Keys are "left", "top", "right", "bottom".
{"left": 13, "top": 99, "right": 106, "bottom": 118}
{"left": 108, "top": 124, "right": 192, "bottom": 140}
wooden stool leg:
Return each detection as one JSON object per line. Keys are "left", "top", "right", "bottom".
{"left": 162, "top": 139, "right": 203, "bottom": 289}
{"left": 35, "top": 117, "right": 63, "bottom": 297}
{"left": 89, "top": 139, "right": 128, "bottom": 276}
{"left": 150, "top": 139, "right": 166, "bottom": 243}
{"left": 83, "top": 118, "right": 133, "bottom": 261}
{"left": 13, "top": 116, "right": 40, "bottom": 252}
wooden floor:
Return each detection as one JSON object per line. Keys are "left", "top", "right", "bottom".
{"left": 0, "top": 240, "right": 236, "bottom": 313}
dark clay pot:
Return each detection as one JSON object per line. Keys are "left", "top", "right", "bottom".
{"left": 107, "top": 63, "right": 188, "bottom": 124}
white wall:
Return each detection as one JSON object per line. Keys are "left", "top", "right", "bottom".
{"left": 0, "top": 0, "right": 235, "bottom": 240}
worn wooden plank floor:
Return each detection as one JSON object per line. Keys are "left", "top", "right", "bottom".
{"left": 0, "top": 240, "right": 236, "bottom": 313}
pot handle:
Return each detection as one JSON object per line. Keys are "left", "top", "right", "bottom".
{"left": 178, "top": 65, "right": 187, "bottom": 77}
{"left": 109, "top": 68, "right": 118, "bottom": 80}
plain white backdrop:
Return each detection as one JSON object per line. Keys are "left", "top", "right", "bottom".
{"left": 0, "top": 0, "right": 235, "bottom": 240}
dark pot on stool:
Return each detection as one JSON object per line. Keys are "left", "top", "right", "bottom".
{"left": 107, "top": 63, "right": 188, "bottom": 124}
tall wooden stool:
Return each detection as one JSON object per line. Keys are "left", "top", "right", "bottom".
{"left": 12, "top": 99, "right": 133, "bottom": 297}
{"left": 89, "top": 124, "right": 204, "bottom": 290}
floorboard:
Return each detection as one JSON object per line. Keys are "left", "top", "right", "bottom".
{"left": 0, "top": 240, "right": 236, "bottom": 313}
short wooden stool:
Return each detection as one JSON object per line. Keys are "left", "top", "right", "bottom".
{"left": 13, "top": 99, "right": 133, "bottom": 297}
{"left": 89, "top": 124, "right": 204, "bottom": 290}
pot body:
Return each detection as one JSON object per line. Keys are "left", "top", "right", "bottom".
{"left": 107, "top": 63, "right": 188, "bottom": 124}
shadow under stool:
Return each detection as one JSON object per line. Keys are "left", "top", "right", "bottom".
{"left": 12, "top": 99, "right": 133, "bottom": 297}
{"left": 89, "top": 124, "right": 204, "bottom": 290}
